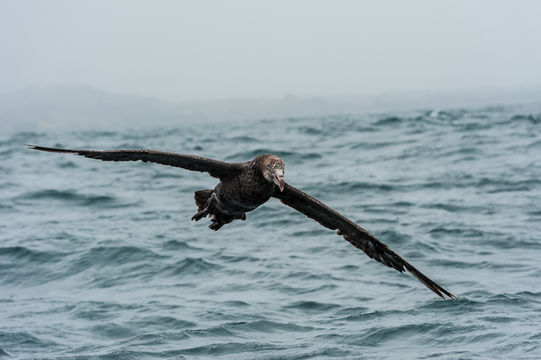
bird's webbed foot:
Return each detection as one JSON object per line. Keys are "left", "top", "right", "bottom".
{"left": 209, "top": 221, "right": 224, "bottom": 231}
{"left": 191, "top": 207, "right": 209, "bottom": 221}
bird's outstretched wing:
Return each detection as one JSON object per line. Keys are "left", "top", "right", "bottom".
{"left": 273, "top": 183, "right": 455, "bottom": 299}
{"left": 27, "top": 145, "right": 243, "bottom": 179}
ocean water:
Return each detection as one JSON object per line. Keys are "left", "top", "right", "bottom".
{"left": 1, "top": 103, "right": 541, "bottom": 359}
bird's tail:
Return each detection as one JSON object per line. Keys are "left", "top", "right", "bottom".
{"left": 194, "top": 189, "right": 213, "bottom": 211}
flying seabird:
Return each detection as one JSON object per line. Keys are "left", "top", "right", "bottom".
{"left": 27, "top": 145, "right": 455, "bottom": 299}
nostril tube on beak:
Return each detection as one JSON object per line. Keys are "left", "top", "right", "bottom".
{"left": 273, "top": 171, "right": 285, "bottom": 192}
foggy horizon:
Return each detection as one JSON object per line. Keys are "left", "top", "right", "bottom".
{"left": 2, "top": 0, "right": 541, "bottom": 102}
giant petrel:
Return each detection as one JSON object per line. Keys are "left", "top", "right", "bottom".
{"left": 27, "top": 145, "right": 455, "bottom": 299}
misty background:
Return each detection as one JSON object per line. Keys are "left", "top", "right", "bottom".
{"left": 3, "top": 2, "right": 541, "bottom": 358}
{"left": 1, "top": 0, "right": 540, "bottom": 134}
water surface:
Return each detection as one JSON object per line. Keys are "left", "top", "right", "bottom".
{"left": 1, "top": 104, "right": 541, "bottom": 359}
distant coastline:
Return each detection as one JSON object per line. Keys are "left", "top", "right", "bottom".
{"left": 2, "top": 84, "right": 541, "bottom": 134}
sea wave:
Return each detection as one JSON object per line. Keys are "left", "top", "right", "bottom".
{"left": 2, "top": 103, "right": 541, "bottom": 359}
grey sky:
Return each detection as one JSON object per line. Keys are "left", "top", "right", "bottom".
{"left": 1, "top": 0, "right": 540, "bottom": 101}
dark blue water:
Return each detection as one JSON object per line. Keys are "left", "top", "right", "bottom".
{"left": 1, "top": 104, "right": 541, "bottom": 359}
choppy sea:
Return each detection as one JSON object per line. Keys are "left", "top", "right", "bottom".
{"left": 1, "top": 103, "right": 541, "bottom": 359}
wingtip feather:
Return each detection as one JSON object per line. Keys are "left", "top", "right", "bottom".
{"left": 405, "top": 264, "right": 456, "bottom": 300}
{"left": 25, "top": 145, "right": 79, "bottom": 154}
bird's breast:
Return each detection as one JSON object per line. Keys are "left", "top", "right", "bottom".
{"left": 215, "top": 175, "right": 274, "bottom": 215}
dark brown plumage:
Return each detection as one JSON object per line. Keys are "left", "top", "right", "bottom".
{"left": 27, "top": 145, "right": 455, "bottom": 299}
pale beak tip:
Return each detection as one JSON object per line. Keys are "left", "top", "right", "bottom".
{"left": 273, "top": 173, "right": 285, "bottom": 192}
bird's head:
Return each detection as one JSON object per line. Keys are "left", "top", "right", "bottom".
{"left": 255, "top": 154, "right": 285, "bottom": 192}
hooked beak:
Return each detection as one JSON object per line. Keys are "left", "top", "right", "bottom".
{"left": 273, "top": 170, "right": 285, "bottom": 192}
